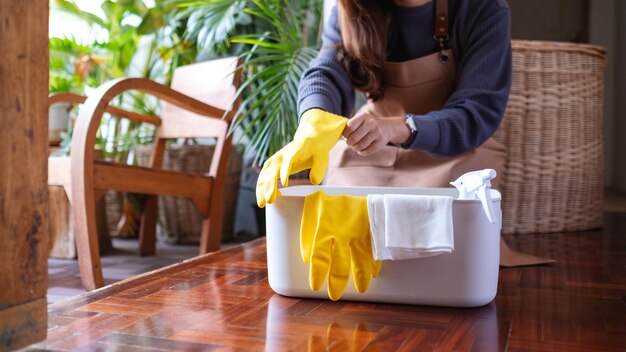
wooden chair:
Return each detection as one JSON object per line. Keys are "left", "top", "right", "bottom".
{"left": 58, "top": 57, "right": 242, "bottom": 290}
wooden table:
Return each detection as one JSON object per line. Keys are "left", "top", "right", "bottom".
{"left": 35, "top": 214, "right": 626, "bottom": 351}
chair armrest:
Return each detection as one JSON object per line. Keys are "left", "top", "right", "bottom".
{"left": 48, "top": 92, "right": 161, "bottom": 125}
{"left": 70, "top": 78, "right": 232, "bottom": 192}
{"left": 71, "top": 77, "right": 230, "bottom": 158}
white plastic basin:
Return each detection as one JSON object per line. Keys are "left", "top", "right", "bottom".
{"left": 265, "top": 186, "right": 501, "bottom": 307}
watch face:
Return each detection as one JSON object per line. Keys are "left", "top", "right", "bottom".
{"left": 406, "top": 117, "right": 418, "bottom": 132}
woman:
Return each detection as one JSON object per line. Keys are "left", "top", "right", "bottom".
{"left": 300, "top": 0, "right": 510, "bottom": 187}
{"left": 257, "top": 0, "right": 552, "bottom": 268}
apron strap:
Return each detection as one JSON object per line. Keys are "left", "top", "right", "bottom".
{"left": 434, "top": 0, "right": 450, "bottom": 63}
{"left": 434, "top": 0, "right": 449, "bottom": 39}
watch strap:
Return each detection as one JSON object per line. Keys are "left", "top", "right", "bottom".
{"left": 400, "top": 115, "right": 418, "bottom": 149}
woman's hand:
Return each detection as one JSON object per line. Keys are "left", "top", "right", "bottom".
{"left": 343, "top": 112, "right": 411, "bottom": 156}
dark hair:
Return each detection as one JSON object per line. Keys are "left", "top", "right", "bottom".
{"left": 336, "top": 0, "right": 392, "bottom": 101}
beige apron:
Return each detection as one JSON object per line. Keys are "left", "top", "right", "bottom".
{"left": 326, "top": 0, "right": 554, "bottom": 267}
{"left": 325, "top": 50, "right": 507, "bottom": 189}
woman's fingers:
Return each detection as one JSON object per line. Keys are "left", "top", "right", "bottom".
{"left": 343, "top": 114, "right": 364, "bottom": 138}
{"left": 352, "top": 131, "right": 377, "bottom": 152}
{"left": 345, "top": 115, "right": 387, "bottom": 154}
{"left": 357, "top": 138, "right": 387, "bottom": 156}
{"left": 344, "top": 114, "right": 368, "bottom": 144}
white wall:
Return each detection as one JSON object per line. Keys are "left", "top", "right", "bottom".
{"left": 614, "top": 1, "right": 626, "bottom": 192}
{"left": 590, "top": 0, "right": 626, "bottom": 192}
{"left": 590, "top": 0, "right": 617, "bottom": 189}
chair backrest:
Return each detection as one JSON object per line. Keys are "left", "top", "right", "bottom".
{"left": 157, "top": 57, "right": 241, "bottom": 140}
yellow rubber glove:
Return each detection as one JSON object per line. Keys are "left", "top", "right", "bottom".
{"left": 256, "top": 109, "right": 347, "bottom": 208}
{"left": 307, "top": 321, "right": 369, "bottom": 352}
{"left": 300, "top": 190, "right": 382, "bottom": 301}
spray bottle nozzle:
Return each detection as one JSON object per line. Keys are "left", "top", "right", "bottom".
{"left": 450, "top": 169, "right": 498, "bottom": 223}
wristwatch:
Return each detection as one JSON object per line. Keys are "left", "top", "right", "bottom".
{"left": 400, "top": 115, "right": 418, "bottom": 149}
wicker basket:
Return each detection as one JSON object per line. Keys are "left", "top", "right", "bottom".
{"left": 136, "top": 143, "right": 243, "bottom": 243}
{"left": 493, "top": 40, "right": 607, "bottom": 234}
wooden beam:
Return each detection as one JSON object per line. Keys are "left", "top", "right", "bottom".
{"left": 0, "top": 0, "right": 49, "bottom": 349}
{"left": 0, "top": 299, "right": 47, "bottom": 351}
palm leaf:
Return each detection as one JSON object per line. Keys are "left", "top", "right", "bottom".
{"left": 52, "top": 0, "right": 107, "bottom": 28}
{"left": 167, "top": 0, "right": 322, "bottom": 164}
{"left": 233, "top": 47, "right": 318, "bottom": 165}
{"left": 226, "top": 0, "right": 322, "bottom": 165}
{"left": 171, "top": 0, "right": 248, "bottom": 55}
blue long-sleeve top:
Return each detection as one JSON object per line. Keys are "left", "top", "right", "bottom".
{"left": 297, "top": 0, "right": 512, "bottom": 156}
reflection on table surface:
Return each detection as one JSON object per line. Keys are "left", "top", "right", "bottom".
{"left": 35, "top": 220, "right": 626, "bottom": 351}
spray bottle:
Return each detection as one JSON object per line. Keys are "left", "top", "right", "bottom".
{"left": 450, "top": 169, "right": 498, "bottom": 223}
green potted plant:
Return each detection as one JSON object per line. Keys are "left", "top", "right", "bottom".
{"left": 172, "top": 0, "right": 324, "bottom": 166}
{"left": 50, "top": 0, "right": 195, "bottom": 156}
{"left": 49, "top": 36, "right": 108, "bottom": 152}
{"left": 51, "top": 0, "right": 250, "bottom": 243}
{"left": 170, "top": 0, "right": 323, "bottom": 236}
{"left": 50, "top": 0, "right": 198, "bottom": 237}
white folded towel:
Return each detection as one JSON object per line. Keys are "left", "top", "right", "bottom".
{"left": 367, "top": 194, "right": 454, "bottom": 261}
{"left": 367, "top": 195, "right": 390, "bottom": 260}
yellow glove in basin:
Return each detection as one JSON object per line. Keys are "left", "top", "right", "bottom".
{"left": 300, "top": 190, "right": 382, "bottom": 301}
{"left": 256, "top": 109, "right": 347, "bottom": 208}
